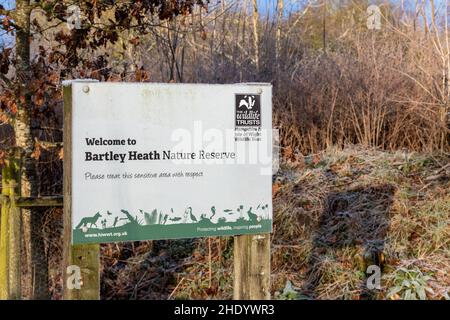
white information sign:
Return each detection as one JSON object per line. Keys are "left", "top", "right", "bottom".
{"left": 67, "top": 82, "right": 272, "bottom": 244}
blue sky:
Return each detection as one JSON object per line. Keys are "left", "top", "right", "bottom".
{"left": 0, "top": 0, "right": 13, "bottom": 46}
{"left": 0, "top": 0, "right": 13, "bottom": 9}
{"left": 1, "top": 0, "right": 447, "bottom": 16}
{"left": 0, "top": 0, "right": 447, "bottom": 45}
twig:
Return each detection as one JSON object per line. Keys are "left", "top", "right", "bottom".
{"left": 168, "top": 277, "right": 185, "bottom": 300}
{"left": 208, "top": 237, "right": 212, "bottom": 288}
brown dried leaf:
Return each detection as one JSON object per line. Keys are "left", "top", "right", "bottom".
{"left": 272, "top": 181, "right": 282, "bottom": 197}
{"left": 31, "top": 144, "right": 41, "bottom": 160}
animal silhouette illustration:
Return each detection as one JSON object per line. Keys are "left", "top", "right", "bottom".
{"left": 237, "top": 205, "right": 244, "bottom": 218}
{"left": 76, "top": 212, "right": 101, "bottom": 229}
{"left": 218, "top": 217, "right": 226, "bottom": 224}
{"left": 259, "top": 204, "right": 269, "bottom": 219}
{"left": 210, "top": 206, "right": 217, "bottom": 220}
{"left": 186, "top": 207, "right": 197, "bottom": 222}
{"left": 247, "top": 207, "right": 258, "bottom": 222}
{"left": 224, "top": 209, "right": 234, "bottom": 215}
{"left": 238, "top": 95, "right": 256, "bottom": 110}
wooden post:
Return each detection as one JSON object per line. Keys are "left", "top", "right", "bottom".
{"left": 62, "top": 82, "right": 100, "bottom": 300}
{"left": 0, "top": 155, "right": 21, "bottom": 299}
{"left": 16, "top": 196, "right": 63, "bottom": 208}
{"left": 0, "top": 161, "right": 11, "bottom": 299}
{"left": 8, "top": 157, "right": 20, "bottom": 300}
{"left": 233, "top": 233, "right": 271, "bottom": 300}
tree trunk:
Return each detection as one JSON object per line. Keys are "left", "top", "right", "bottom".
{"left": 15, "top": 0, "right": 48, "bottom": 300}
{"left": 251, "top": 0, "right": 260, "bottom": 73}
{"left": 322, "top": 0, "right": 327, "bottom": 53}
{"left": 275, "top": 0, "right": 283, "bottom": 59}
{"left": 276, "top": 0, "right": 284, "bottom": 79}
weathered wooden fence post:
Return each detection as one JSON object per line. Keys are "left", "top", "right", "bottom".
{"left": 0, "top": 159, "right": 11, "bottom": 299}
{"left": 234, "top": 233, "right": 271, "bottom": 300}
{"left": 62, "top": 81, "right": 100, "bottom": 300}
{"left": 0, "top": 154, "right": 21, "bottom": 299}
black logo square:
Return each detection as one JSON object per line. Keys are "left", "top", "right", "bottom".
{"left": 235, "top": 94, "right": 261, "bottom": 128}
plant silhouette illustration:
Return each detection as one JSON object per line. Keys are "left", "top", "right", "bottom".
{"left": 162, "top": 214, "right": 169, "bottom": 225}
{"left": 120, "top": 209, "right": 141, "bottom": 226}
{"left": 143, "top": 209, "right": 158, "bottom": 225}
{"left": 76, "top": 212, "right": 102, "bottom": 229}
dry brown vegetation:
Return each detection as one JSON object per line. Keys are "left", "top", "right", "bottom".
{"left": 94, "top": 1, "right": 450, "bottom": 299}
{"left": 122, "top": 0, "right": 449, "bottom": 153}
{"left": 91, "top": 147, "right": 448, "bottom": 300}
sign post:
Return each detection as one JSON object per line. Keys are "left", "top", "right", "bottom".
{"left": 234, "top": 234, "right": 271, "bottom": 299}
{"left": 63, "top": 81, "right": 273, "bottom": 300}
{"left": 63, "top": 80, "right": 100, "bottom": 300}
{"left": 0, "top": 153, "right": 20, "bottom": 300}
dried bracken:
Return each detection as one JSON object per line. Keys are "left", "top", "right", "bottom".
{"left": 40, "top": 147, "right": 446, "bottom": 300}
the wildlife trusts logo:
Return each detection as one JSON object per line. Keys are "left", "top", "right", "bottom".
{"left": 235, "top": 94, "right": 261, "bottom": 128}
